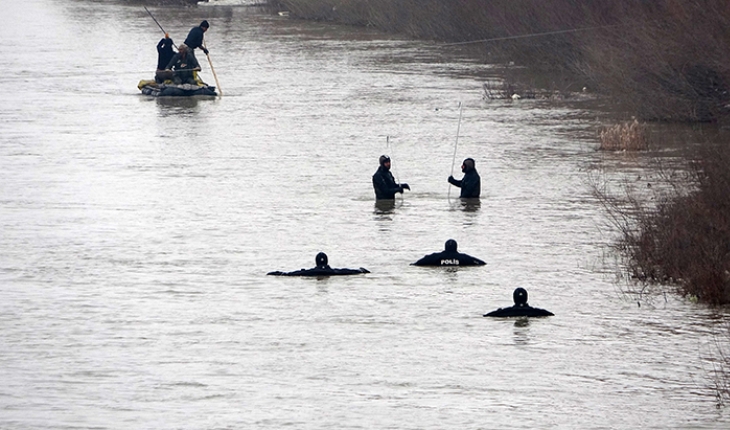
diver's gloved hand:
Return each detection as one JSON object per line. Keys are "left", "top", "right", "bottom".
{"left": 203, "top": 48, "right": 209, "bottom": 55}
{"left": 448, "top": 175, "right": 454, "bottom": 181}
{"left": 401, "top": 183, "right": 410, "bottom": 191}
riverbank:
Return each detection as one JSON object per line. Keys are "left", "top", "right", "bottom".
{"left": 276, "top": 0, "right": 730, "bottom": 123}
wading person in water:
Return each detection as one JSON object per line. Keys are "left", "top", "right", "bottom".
{"left": 483, "top": 288, "right": 554, "bottom": 317}
{"left": 448, "top": 157, "right": 481, "bottom": 198}
{"left": 267, "top": 252, "right": 370, "bottom": 277}
{"left": 154, "top": 33, "right": 175, "bottom": 83}
{"left": 372, "top": 155, "right": 410, "bottom": 200}
{"left": 184, "top": 20, "right": 210, "bottom": 61}
{"left": 165, "top": 44, "right": 201, "bottom": 85}
{"left": 411, "top": 239, "right": 486, "bottom": 267}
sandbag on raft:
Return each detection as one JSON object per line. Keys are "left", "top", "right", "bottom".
{"left": 142, "top": 83, "right": 217, "bottom": 97}
{"left": 267, "top": 252, "right": 370, "bottom": 277}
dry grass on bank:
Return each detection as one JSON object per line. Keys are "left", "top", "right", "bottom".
{"left": 277, "top": 0, "right": 730, "bottom": 122}
{"left": 598, "top": 119, "right": 650, "bottom": 151}
{"left": 595, "top": 145, "right": 730, "bottom": 305}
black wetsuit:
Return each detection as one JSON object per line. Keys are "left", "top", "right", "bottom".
{"left": 448, "top": 168, "right": 481, "bottom": 198}
{"left": 484, "top": 304, "right": 554, "bottom": 317}
{"left": 156, "top": 37, "right": 175, "bottom": 70}
{"left": 411, "top": 250, "right": 486, "bottom": 266}
{"left": 267, "top": 265, "right": 370, "bottom": 277}
{"left": 372, "top": 166, "right": 403, "bottom": 200}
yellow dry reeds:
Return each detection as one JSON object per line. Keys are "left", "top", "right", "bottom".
{"left": 598, "top": 119, "right": 650, "bottom": 151}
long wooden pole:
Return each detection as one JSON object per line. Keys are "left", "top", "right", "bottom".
{"left": 203, "top": 40, "right": 222, "bottom": 96}
{"left": 144, "top": 6, "right": 177, "bottom": 49}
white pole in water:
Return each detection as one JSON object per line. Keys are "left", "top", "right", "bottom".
{"left": 386, "top": 135, "right": 400, "bottom": 183}
{"left": 448, "top": 102, "right": 463, "bottom": 202}
{"left": 387, "top": 135, "right": 404, "bottom": 204}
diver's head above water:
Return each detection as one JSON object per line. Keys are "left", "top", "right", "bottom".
{"left": 315, "top": 252, "right": 328, "bottom": 268}
{"left": 513, "top": 287, "right": 528, "bottom": 306}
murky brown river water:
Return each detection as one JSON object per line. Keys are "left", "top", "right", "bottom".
{"left": 1, "top": 1, "right": 729, "bottom": 429}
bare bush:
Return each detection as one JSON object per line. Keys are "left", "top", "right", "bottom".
{"left": 594, "top": 145, "right": 730, "bottom": 305}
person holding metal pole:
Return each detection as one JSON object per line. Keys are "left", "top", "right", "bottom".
{"left": 448, "top": 157, "right": 481, "bottom": 199}
{"left": 447, "top": 102, "right": 480, "bottom": 200}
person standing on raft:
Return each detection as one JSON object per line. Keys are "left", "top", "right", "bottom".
{"left": 448, "top": 157, "right": 480, "bottom": 198}
{"left": 155, "top": 33, "right": 176, "bottom": 83}
{"left": 372, "top": 155, "right": 410, "bottom": 200}
{"left": 184, "top": 20, "right": 210, "bottom": 61}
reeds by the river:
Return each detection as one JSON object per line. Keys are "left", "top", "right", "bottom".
{"left": 599, "top": 119, "right": 650, "bottom": 152}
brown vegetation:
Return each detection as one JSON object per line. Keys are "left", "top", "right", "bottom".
{"left": 595, "top": 145, "right": 730, "bottom": 305}
{"left": 276, "top": 0, "right": 730, "bottom": 122}
{"left": 598, "top": 119, "right": 650, "bottom": 151}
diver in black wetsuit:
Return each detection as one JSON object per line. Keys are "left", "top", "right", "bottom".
{"left": 483, "top": 288, "right": 554, "bottom": 317}
{"left": 267, "top": 252, "right": 370, "bottom": 276}
{"left": 448, "top": 158, "right": 480, "bottom": 198}
{"left": 372, "top": 155, "right": 410, "bottom": 200}
{"left": 411, "top": 239, "right": 486, "bottom": 266}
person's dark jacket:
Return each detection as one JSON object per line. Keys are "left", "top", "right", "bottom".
{"left": 184, "top": 26, "right": 205, "bottom": 51}
{"left": 448, "top": 168, "right": 480, "bottom": 198}
{"left": 411, "top": 250, "right": 486, "bottom": 266}
{"left": 156, "top": 37, "right": 175, "bottom": 70}
{"left": 372, "top": 166, "right": 404, "bottom": 200}
{"left": 165, "top": 52, "right": 200, "bottom": 83}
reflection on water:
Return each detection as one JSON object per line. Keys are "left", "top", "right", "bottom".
{"left": 154, "top": 96, "right": 211, "bottom": 109}
{"left": 373, "top": 199, "right": 396, "bottom": 215}
{"left": 459, "top": 198, "right": 481, "bottom": 212}
{"left": 514, "top": 317, "right": 531, "bottom": 328}
{"left": 1, "top": 1, "right": 730, "bottom": 429}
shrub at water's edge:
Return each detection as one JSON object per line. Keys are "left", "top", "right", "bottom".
{"left": 595, "top": 145, "right": 730, "bottom": 305}
{"left": 275, "top": 0, "right": 730, "bottom": 123}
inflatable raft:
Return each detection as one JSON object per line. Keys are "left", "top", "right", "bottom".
{"left": 138, "top": 77, "right": 217, "bottom": 97}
